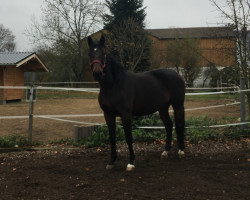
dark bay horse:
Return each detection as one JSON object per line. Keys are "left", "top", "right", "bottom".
{"left": 88, "top": 35, "right": 185, "bottom": 171}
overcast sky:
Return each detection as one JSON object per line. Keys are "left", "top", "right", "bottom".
{"left": 0, "top": 0, "right": 223, "bottom": 51}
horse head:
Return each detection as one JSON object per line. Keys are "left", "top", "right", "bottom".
{"left": 88, "top": 35, "right": 106, "bottom": 81}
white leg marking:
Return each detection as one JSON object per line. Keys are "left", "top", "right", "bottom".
{"left": 106, "top": 164, "right": 114, "bottom": 170}
{"left": 126, "top": 164, "right": 135, "bottom": 171}
{"left": 178, "top": 150, "right": 185, "bottom": 158}
{"left": 161, "top": 150, "right": 169, "bottom": 158}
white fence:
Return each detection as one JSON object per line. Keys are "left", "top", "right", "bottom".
{"left": 0, "top": 84, "right": 249, "bottom": 143}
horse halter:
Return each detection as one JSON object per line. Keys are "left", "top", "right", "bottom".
{"left": 89, "top": 57, "right": 106, "bottom": 69}
{"left": 89, "top": 47, "right": 107, "bottom": 70}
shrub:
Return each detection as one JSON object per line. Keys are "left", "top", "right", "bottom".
{"left": 223, "top": 126, "right": 250, "bottom": 139}
{"left": 133, "top": 113, "right": 164, "bottom": 127}
{"left": 185, "top": 116, "right": 219, "bottom": 143}
{"left": 81, "top": 114, "right": 249, "bottom": 148}
{"left": 83, "top": 125, "right": 125, "bottom": 148}
{"left": 0, "top": 134, "right": 29, "bottom": 148}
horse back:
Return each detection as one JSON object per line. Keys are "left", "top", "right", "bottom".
{"left": 130, "top": 68, "right": 185, "bottom": 114}
{"left": 99, "top": 68, "right": 185, "bottom": 116}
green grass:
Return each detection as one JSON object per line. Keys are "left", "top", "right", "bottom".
{"left": 185, "top": 93, "right": 237, "bottom": 101}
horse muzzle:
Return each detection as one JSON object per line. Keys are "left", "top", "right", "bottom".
{"left": 93, "top": 70, "right": 103, "bottom": 81}
{"left": 90, "top": 60, "right": 105, "bottom": 81}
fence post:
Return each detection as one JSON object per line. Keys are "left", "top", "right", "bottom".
{"left": 240, "top": 77, "right": 246, "bottom": 128}
{"left": 73, "top": 125, "right": 98, "bottom": 142}
{"left": 217, "top": 80, "right": 220, "bottom": 92}
{"left": 28, "top": 85, "right": 35, "bottom": 144}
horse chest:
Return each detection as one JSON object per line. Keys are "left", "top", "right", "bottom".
{"left": 98, "top": 91, "right": 130, "bottom": 116}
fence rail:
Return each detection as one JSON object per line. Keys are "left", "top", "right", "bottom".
{"left": 0, "top": 82, "right": 249, "bottom": 143}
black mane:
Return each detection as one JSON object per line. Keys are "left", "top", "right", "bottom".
{"left": 105, "top": 54, "right": 125, "bottom": 81}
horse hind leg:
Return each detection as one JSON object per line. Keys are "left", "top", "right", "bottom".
{"left": 159, "top": 109, "right": 173, "bottom": 158}
{"left": 173, "top": 105, "right": 185, "bottom": 158}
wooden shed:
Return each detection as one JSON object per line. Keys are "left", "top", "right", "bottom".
{"left": 0, "top": 52, "right": 48, "bottom": 104}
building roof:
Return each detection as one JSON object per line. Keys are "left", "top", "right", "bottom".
{"left": 0, "top": 52, "right": 48, "bottom": 72}
{"left": 0, "top": 52, "right": 33, "bottom": 65}
{"left": 147, "top": 27, "right": 236, "bottom": 40}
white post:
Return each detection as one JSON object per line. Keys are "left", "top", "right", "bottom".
{"left": 240, "top": 77, "right": 246, "bottom": 128}
{"left": 28, "top": 85, "right": 35, "bottom": 144}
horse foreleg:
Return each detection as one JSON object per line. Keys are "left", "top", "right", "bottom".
{"left": 104, "top": 113, "right": 117, "bottom": 170}
{"left": 121, "top": 115, "right": 135, "bottom": 171}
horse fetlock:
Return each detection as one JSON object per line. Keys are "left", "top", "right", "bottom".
{"left": 178, "top": 150, "right": 185, "bottom": 158}
{"left": 161, "top": 150, "right": 169, "bottom": 158}
{"left": 126, "top": 164, "right": 135, "bottom": 171}
{"left": 106, "top": 164, "right": 115, "bottom": 170}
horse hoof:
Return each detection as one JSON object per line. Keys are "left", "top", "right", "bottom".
{"left": 161, "top": 151, "right": 169, "bottom": 158}
{"left": 178, "top": 150, "right": 185, "bottom": 158}
{"left": 126, "top": 164, "right": 135, "bottom": 171}
{"left": 106, "top": 164, "right": 114, "bottom": 170}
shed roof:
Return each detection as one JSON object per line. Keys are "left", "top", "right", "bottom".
{"left": 0, "top": 52, "right": 48, "bottom": 72}
{"left": 147, "top": 27, "right": 236, "bottom": 40}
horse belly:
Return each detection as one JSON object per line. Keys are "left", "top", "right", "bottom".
{"left": 132, "top": 93, "right": 167, "bottom": 116}
{"left": 132, "top": 106, "right": 158, "bottom": 116}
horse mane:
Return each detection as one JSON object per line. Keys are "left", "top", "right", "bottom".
{"left": 106, "top": 54, "right": 125, "bottom": 79}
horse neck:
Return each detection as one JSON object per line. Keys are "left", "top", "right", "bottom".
{"left": 99, "top": 55, "right": 125, "bottom": 89}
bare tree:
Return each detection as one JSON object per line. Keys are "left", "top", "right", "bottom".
{"left": 166, "top": 38, "right": 202, "bottom": 87}
{"left": 27, "top": 0, "right": 104, "bottom": 81}
{"left": 105, "top": 17, "right": 151, "bottom": 72}
{"left": 0, "top": 24, "right": 16, "bottom": 52}
{"left": 210, "top": 0, "right": 250, "bottom": 115}
{"left": 165, "top": 38, "right": 183, "bottom": 74}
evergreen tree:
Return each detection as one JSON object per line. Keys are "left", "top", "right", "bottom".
{"left": 103, "top": 0, "right": 151, "bottom": 72}
{"left": 104, "top": 0, "right": 146, "bottom": 29}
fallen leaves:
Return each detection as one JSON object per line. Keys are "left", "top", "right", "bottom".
{"left": 76, "top": 182, "right": 90, "bottom": 188}
{"left": 227, "top": 142, "right": 232, "bottom": 146}
{"left": 153, "top": 140, "right": 166, "bottom": 145}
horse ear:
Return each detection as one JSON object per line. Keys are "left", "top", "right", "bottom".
{"left": 88, "top": 36, "right": 93, "bottom": 47}
{"left": 100, "top": 35, "right": 105, "bottom": 46}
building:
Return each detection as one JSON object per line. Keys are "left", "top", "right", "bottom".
{"left": 0, "top": 52, "right": 48, "bottom": 104}
{"left": 148, "top": 27, "right": 236, "bottom": 68}
{"left": 148, "top": 27, "right": 237, "bottom": 86}
{"left": 86, "top": 27, "right": 237, "bottom": 86}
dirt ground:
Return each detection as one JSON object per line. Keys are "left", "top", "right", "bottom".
{"left": 0, "top": 97, "right": 241, "bottom": 142}
{"left": 0, "top": 140, "right": 250, "bottom": 200}
{"left": 0, "top": 97, "right": 250, "bottom": 199}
